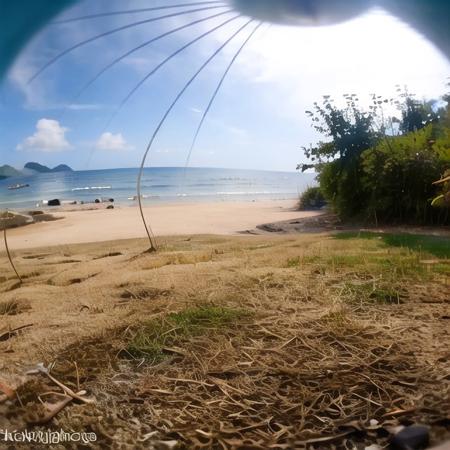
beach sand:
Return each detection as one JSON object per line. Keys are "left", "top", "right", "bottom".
{"left": 5, "top": 199, "right": 320, "bottom": 249}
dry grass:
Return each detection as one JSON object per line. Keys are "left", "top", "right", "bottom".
{"left": 0, "top": 233, "right": 449, "bottom": 448}
{"left": 0, "top": 298, "right": 31, "bottom": 316}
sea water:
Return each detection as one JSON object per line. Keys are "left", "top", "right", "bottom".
{"left": 0, "top": 167, "right": 316, "bottom": 210}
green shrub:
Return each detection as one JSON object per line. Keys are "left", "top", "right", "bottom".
{"left": 302, "top": 94, "right": 381, "bottom": 219}
{"left": 361, "top": 125, "right": 450, "bottom": 224}
{"left": 301, "top": 90, "right": 450, "bottom": 224}
{"left": 318, "top": 159, "right": 367, "bottom": 218}
{"left": 298, "top": 186, "right": 326, "bottom": 210}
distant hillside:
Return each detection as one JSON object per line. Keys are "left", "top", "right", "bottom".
{"left": 0, "top": 162, "right": 74, "bottom": 180}
{"left": 52, "top": 164, "right": 73, "bottom": 172}
{"left": 24, "top": 162, "right": 73, "bottom": 173}
{"left": 24, "top": 162, "right": 51, "bottom": 173}
{"left": 0, "top": 164, "right": 22, "bottom": 180}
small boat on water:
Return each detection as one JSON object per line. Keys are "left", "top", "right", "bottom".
{"left": 8, "top": 183, "right": 30, "bottom": 190}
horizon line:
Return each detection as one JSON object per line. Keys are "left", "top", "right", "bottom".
{"left": 2, "top": 163, "right": 312, "bottom": 175}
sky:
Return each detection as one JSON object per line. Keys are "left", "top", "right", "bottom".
{"left": 0, "top": 0, "right": 449, "bottom": 172}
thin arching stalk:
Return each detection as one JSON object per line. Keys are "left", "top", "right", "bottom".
{"left": 91, "top": 13, "right": 242, "bottom": 155}
{"left": 62, "top": 10, "right": 234, "bottom": 115}
{"left": 3, "top": 227, "right": 22, "bottom": 283}
{"left": 52, "top": 1, "right": 228, "bottom": 24}
{"left": 183, "top": 22, "right": 263, "bottom": 172}
{"left": 111, "top": 14, "right": 242, "bottom": 123}
{"left": 137, "top": 19, "right": 257, "bottom": 251}
{"left": 28, "top": 5, "right": 228, "bottom": 83}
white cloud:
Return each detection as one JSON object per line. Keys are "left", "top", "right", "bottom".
{"left": 95, "top": 132, "right": 133, "bottom": 151}
{"left": 17, "top": 118, "right": 71, "bottom": 152}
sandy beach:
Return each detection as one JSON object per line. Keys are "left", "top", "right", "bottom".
{"left": 5, "top": 199, "right": 320, "bottom": 249}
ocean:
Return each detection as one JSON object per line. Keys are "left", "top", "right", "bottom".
{"left": 0, "top": 167, "right": 316, "bottom": 210}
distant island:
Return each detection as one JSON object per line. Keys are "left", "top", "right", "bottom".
{"left": 0, "top": 162, "right": 73, "bottom": 180}
{"left": 0, "top": 165, "right": 22, "bottom": 180}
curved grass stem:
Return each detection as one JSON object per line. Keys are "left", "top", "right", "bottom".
{"left": 3, "top": 227, "right": 22, "bottom": 283}
{"left": 137, "top": 19, "right": 257, "bottom": 251}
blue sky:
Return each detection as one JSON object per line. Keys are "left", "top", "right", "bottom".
{"left": 1, "top": 0, "right": 449, "bottom": 172}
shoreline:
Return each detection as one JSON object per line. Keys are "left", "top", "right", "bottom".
{"left": 3, "top": 199, "right": 321, "bottom": 250}
{"left": 0, "top": 166, "right": 313, "bottom": 211}
{"left": 0, "top": 194, "right": 301, "bottom": 212}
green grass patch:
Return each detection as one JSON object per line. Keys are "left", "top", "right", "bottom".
{"left": 125, "top": 305, "right": 247, "bottom": 363}
{"left": 328, "top": 254, "right": 367, "bottom": 268}
{"left": 301, "top": 252, "right": 427, "bottom": 280}
{"left": 370, "top": 255, "right": 427, "bottom": 279}
{"left": 319, "top": 310, "right": 364, "bottom": 335}
{"left": 169, "top": 306, "right": 243, "bottom": 329}
{"left": 342, "top": 282, "right": 404, "bottom": 305}
{"left": 335, "top": 232, "right": 450, "bottom": 259}
{"left": 432, "top": 263, "right": 450, "bottom": 276}
{"left": 320, "top": 310, "right": 349, "bottom": 327}
{"left": 286, "top": 257, "right": 302, "bottom": 268}
{"left": 292, "top": 254, "right": 367, "bottom": 269}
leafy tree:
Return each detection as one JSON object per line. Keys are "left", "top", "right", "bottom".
{"left": 393, "top": 86, "right": 441, "bottom": 134}
{"left": 361, "top": 125, "right": 449, "bottom": 224}
{"left": 300, "top": 89, "right": 450, "bottom": 224}
{"left": 302, "top": 94, "right": 380, "bottom": 217}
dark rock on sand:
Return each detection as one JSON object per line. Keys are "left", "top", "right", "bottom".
{"left": 391, "top": 425, "right": 429, "bottom": 450}
{"left": 256, "top": 213, "right": 345, "bottom": 234}
{"left": 0, "top": 210, "right": 61, "bottom": 230}
{"left": 257, "top": 223, "right": 284, "bottom": 233}
{"left": 0, "top": 211, "right": 33, "bottom": 230}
